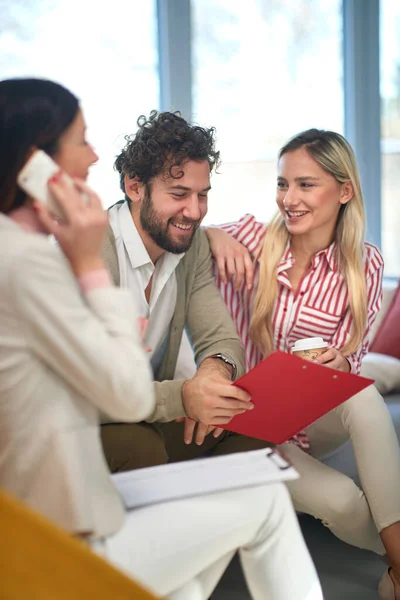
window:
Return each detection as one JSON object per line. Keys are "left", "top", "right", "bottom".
{"left": 192, "top": 0, "right": 343, "bottom": 226}
{"left": 0, "top": 0, "right": 159, "bottom": 207}
{"left": 380, "top": 0, "right": 400, "bottom": 276}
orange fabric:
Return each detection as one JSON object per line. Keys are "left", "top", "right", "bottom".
{"left": 0, "top": 488, "right": 159, "bottom": 599}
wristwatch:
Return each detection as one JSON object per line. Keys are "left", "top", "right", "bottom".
{"left": 211, "top": 353, "right": 237, "bottom": 380}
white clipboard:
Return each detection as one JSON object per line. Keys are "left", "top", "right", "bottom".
{"left": 112, "top": 448, "right": 299, "bottom": 510}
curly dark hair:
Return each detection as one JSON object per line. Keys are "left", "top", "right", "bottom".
{"left": 114, "top": 110, "right": 220, "bottom": 194}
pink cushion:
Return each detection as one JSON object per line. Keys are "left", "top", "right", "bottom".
{"left": 370, "top": 283, "right": 400, "bottom": 359}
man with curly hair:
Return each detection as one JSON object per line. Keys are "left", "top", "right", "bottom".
{"left": 101, "top": 111, "right": 271, "bottom": 471}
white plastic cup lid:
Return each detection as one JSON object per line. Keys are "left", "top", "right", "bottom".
{"left": 291, "top": 337, "right": 329, "bottom": 352}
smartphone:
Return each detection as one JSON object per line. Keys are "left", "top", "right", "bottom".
{"left": 17, "top": 150, "right": 73, "bottom": 220}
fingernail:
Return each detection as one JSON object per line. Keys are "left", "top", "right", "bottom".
{"left": 49, "top": 171, "right": 61, "bottom": 183}
{"left": 248, "top": 403, "right": 255, "bottom": 410}
{"left": 184, "top": 439, "right": 190, "bottom": 445}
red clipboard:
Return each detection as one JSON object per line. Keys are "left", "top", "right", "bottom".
{"left": 222, "top": 351, "right": 374, "bottom": 444}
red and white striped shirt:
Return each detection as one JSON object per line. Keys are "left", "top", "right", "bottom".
{"left": 214, "top": 214, "right": 384, "bottom": 449}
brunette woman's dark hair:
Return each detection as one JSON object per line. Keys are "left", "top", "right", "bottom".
{"left": 0, "top": 78, "right": 79, "bottom": 213}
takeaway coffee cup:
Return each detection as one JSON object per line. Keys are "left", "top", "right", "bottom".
{"left": 291, "top": 337, "right": 329, "bottom": 362}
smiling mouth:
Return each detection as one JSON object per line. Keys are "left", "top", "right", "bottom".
{"left": 170, "top": 221, "right": 194, "bottom": 231}
{"left": 286, "top": 210, "right": 310, "bottom": 219}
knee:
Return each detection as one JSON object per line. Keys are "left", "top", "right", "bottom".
{"left": 260, "top": 482, "right": 295, "bottom": 521}
{"left": 318, "top": 479, "right": 366, "bottom": 529}
{"left": 339, "top": 385, "right": 388, "bottom": 425}
{"left": 242, "top": 482, "right": 293, "bottom": 522}
{"left": 101, "top": 423, "right": 168, "bottom": 473}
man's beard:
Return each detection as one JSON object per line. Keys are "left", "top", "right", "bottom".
{"left": 139, "top": 186, "right": 199, "bottom": 254}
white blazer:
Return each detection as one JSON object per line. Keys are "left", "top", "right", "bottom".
{"left": 0, "top": 214, "right": 155, "bottom": 539}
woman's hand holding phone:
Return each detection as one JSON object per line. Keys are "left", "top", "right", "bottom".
{"left": 34, "top": 173, "right": 108, "bottom": 277}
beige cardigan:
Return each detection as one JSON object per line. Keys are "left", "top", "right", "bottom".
{"left": 102, "top": 209, "right": 246, "bottom": 422}
{"left": 0, "top": 214, "right": 155, "bottom": 538}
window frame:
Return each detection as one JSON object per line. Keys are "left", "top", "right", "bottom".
{"left": 343, "top": 0, "right": 381, "bottom": 249}
{"left": 157, "top": 0, "right": 384, "bottom": 252}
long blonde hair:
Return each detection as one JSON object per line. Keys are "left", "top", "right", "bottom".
{"left": 249, "top": 129, "right": 367, "bottom": 357}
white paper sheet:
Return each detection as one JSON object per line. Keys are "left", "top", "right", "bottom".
{"left": 112, "top": 448, "right": 299, "bottom": 509}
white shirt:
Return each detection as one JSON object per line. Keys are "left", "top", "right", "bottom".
{"left": 108, "top": 202, "right": 184, "bottom": 372}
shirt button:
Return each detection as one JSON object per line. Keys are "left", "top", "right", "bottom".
{"left": 283, "top": 307, "right": 287, "bottom": 312}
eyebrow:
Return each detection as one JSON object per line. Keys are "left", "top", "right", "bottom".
{"left": 169, "top": 184, "right": 212, "bottom": 192}
{"left": 277, "top": 176, "right": 320, "bottom": 182}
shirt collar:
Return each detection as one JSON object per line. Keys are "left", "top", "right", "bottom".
{"left": 110, "top": 200, "right": 184, "bottom": 271}
{"left": 277, "top": 240, "right": 338, "bottom": 273}
{"left": 276, "top": 242, "right": 293, "bottom": 274}
{"left": 322, "top": 241, "right": 339, "bottom": 272}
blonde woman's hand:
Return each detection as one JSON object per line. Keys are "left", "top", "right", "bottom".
{"left": 314, "top": 348, "right": 351, "bottom": 372}
{"left": 34, "top": 173, "right": 108, "bottom": 277}
{"left": 205, "top": 227, "right": 254, "bottom": 290}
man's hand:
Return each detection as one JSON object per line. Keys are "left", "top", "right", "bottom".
{"left": 178, "top": 356, "right": 250, "bottom": 445}
{"left": 182, "top": 372, "right": 254, "bottom": 425}
{"left": 314, "top": 348, "right": 351, "bottom": 372}
{"left": 176, "top": 418, "right": 225, "bottom": 445}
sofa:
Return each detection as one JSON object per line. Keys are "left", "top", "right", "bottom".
{"left": 322, "top": 278, "right": 400, "bottom": 482}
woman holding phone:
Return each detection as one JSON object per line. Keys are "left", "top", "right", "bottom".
{"left": 0, "top": 78, "right": 323, "bottom": 600}
{"left": 205, "top": 129, "right": 400, "bottom": 599}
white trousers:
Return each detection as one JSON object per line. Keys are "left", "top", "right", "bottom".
{"left": 92, "top": 483, "right": 323, "bottom": 600}
{"left": 280, "top": 385, "right": 400, "bottom": 554}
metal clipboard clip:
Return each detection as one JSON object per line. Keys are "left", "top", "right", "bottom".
{"left": 266, "top": 448, "right": 291, "bottom": 470}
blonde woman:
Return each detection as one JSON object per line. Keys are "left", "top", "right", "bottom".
{"left": 206, "top": 129, "right": 400, "bottom": 599}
